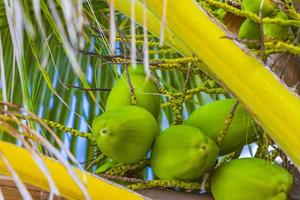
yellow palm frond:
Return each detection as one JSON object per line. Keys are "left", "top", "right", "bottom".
{"left": 0, "top": 141, "right": 144, "bottom": 200}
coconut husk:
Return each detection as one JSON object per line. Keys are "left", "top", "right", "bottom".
{"left": 223, "top": 12, "right": 245, "bottom": 34}
{"left": 267, "top": 53, "right": 300, "bottom": 94}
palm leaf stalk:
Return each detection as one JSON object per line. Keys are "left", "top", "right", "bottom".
{"left": 0, "top": 140, "right": 144, "bottom": 200}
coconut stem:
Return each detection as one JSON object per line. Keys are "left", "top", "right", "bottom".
{"left": 110, "top": 56, "right": 204, "bottom": 73}
{"left": 255, "top": 132, "right": 271, "bottom": 158}
{"left": 216, "top": 101, "right": 239, "bottom": 146}
{"left": 86, "top": 154, "right": 106, "bottom": 171}
{"left": 99, "top": 174, "right": 144, "bottom": 183}
{"left": 127, "top": 179, "right": 207, "bottom": 190}
{"left": 15, "top": 114, "right": 95, "bottom": 140}
{"left": 161, "top": 82, "right": 225, "bottom": 109}
{"left": 0, "top": 114, "right": 38, "bottom": 141}
{"left": 204, "top": 0, "right": 300, "bottom": 27}
{"left": 265, "top": 41, "right": 300, "bottom": 55}
{"left": 161, "top": 80, "right": 225, "bottom": 124}
{"left": 215, "top": 151, "right": 239, "bottom": 169}
{"left": 104, "top": 159, "right": 150, "bottom": 176}
{"left": 123, "top": 64, "right": 137, "bottom": 106}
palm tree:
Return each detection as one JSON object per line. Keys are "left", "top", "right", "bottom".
{"left": 0, "top": 0, "right": 299, "bottom": 199}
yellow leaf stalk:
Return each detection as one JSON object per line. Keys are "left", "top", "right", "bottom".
{"left": 0, "top": 141, "right": 144, "bottom": 200}
{"left": 111, "top": 0, "right": 300, "bottom": 167}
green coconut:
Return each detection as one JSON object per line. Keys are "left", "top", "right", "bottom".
{"left": 106, "top": 65, "right": 161, "bottom": 119}
{"left": 211, "top": 158, "right": 293, "bottom": 200}
{"left": 185, "top": 99, "right": 257, "bottom": 155}
{"left": 241, "top": 0, "right": 276, "bottom": 16}
{"left": 150, "top": 125, "right": 219, "bottom": 181}
{"left": 92, "top": 106, "right": 158, "bottom": 164}
{"left": 238, "top": 18, "right": 261, "bottom": 48}
{"left": 264, "top": 11, "right": 289, "bottom": 39}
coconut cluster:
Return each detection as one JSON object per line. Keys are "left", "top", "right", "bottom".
{"left": 238, "top": 0, "right": 289, "bottom": 48}
{"left": 92, "top": 64, "right": 293, "bottom": 200}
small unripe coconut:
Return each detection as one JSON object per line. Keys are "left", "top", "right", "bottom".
{"left": 92, "top": 106, "right": 158, "bottom": 164}
{"left": 106, "top": 65, "right": 161, "bottom": 119}
{"left": 242, "top": 0, "right": 276, "bottom": 16}
{"left": 185, "top": 99, "right": 257, "bottom": 155}
{"left": 264, "top": 11, "right": 289, "bottom": 39}
{"left": 211, "top": 158, "right": 293, "bottom": 200}
{"left": 150, "top": 125, "right": 219, "bottom": 181}
{"left": 238, "top": 18, "right": 261, "bottom": 48}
